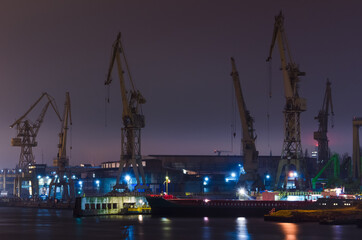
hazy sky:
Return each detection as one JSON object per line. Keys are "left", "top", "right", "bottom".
{"left": 1, "top": 0, "right": 362, "bottom": 168}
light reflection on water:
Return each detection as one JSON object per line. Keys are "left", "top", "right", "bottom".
{"left": 236, "top": 217, "right": 250, "bottom": 240}
{"left": 277, "top": 223, "right": 298, "bottom": 240}
{"left": 0, "top": 208, "right": 360, "bottom": 240}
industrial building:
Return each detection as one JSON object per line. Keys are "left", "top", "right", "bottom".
{"left": 0, "top": 154, "right": 318, "bottom": 199}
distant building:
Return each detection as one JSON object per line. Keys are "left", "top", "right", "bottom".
{"left": 0, "top": 155, "right": 318, "bottom": 198}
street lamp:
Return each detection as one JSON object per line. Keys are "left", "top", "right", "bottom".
{"left": 164, "top": 176, "right": 171, "bottom": 194}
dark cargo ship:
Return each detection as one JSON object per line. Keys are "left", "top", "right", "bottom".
{"left": 146, "top": 195, "right": 356, "bottom": 217}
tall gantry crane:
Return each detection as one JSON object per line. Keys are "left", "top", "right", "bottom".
{"left": 352, "top": 118, "right": 362, "bottom": 180}
{"left": 266, "top": 12, "right": 307, "bottom": 189}
{"left": 230, "top": 58, "right": 261, "bottom": 191}
{"left": 10, "top": 92, "right": 61, "bottom": 197}
{"left": 314, "top": 80, "right": 334, "bottom": 169}
{"left": 49, "top": 92, "right": 74, "bottom": 202}
{"left": 105, "top": 32, "right": 147, "bottom": 191}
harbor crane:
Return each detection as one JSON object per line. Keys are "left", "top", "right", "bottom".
{"left": 266, "top": 12, "right": 307, "bottom": 189}
{"left": 352, "top": 118, "right": 362, "bottom": 180}
{"left": 230, "top": 57, "right": 262, "bottom": 191}
{"left": 49, "top": 92, "right": 74, "bottom": 202}
{"left": 314, "top": 80, "right": 334, "bottom": 170}
{"left": 105, "top": 32, "right": 147, "bottom": 191}
{"left": 10, "top": 93, "right": 61, "bottom": 197}
{"left": 10, "top": 92, "right": 61, "bottom": 169}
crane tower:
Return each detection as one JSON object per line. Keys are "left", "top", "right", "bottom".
{"left": 105, "top": 33, "right": 147, "bottom": 191}
{"left": 314, "top": 80, "right": 334, "bottom": 170}
{"left": 266, "top": 12, "right": 307, "bottom": 189}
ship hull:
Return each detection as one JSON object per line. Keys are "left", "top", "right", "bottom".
{"left": 146, "top": 196, "right": 316, "bottom": 217}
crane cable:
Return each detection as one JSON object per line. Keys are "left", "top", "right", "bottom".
{"left": 231, "top": 80, "right": 237, "bottom": 153}
{"left": 69, "top": 124, "right": 73, "bottom": 162}
{"left": 119, "top": 39, "right": 136, "bottom": 91}
{"left": 267, "top": 59, "right": 273, "bottom": 151}
{"left": 105, "top": 85, "right": 110, "bottom": 127}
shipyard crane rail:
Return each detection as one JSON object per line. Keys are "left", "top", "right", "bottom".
{"left": 266, "top": 11, "right": 307, "bottom": 190}
{"left": 230, "top": 57, "right": 262, "bottom": 191}
{"left": 49, "top": 92, "right": 74, "bottom": 202}
{"left": 105, "top": 32, "right": 147, "bottom": 191}
{"left": 314, "top": 79, "right": 334, "bottom": 169}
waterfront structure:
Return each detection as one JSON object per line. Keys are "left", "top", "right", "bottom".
{"left": 0, "top": 155, "right": 318, "bottom": 198}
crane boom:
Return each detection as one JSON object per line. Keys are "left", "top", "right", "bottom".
{"left": 105, "top": 33, "right": 131, "bottom": 118}
{"left": 231, "top": 58, "right": 261, "bottom": 191}
{"left": 10, "top": 93, "right": 61, "bottom": 129}
{"left": 266, "top": 11, "right": 307, "bottom": 190}
{"left": 105, "top": 32, "right": 147, "bottom": 191}
{"left": 58, "top": 92, "right": 72, "bottom": 168}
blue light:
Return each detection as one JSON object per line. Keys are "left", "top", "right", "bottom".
{"left": 125, "top": 175, "right": 131, "bottom": 182}
{"left": 203, "top": 181, "right": 207, "bottom": 185}
{"left": 95, "top": 180, "right": 100, "bottom": 185}
{"left": 37, "top": 175, "right": 41, "bottom": 179}
{"left": 266, "top": 175, "right": 270, "bottom": 179}
{"left": 204, "top": 177, "right": 209, "bottom": 181}
{"left": 231, "top": 172, "right": 236, "bottom": 178}
{"left": 78, "top": 181, "right": 83, "bottom": 185}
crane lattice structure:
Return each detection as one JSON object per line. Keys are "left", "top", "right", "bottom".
{"left": 267, "top": 12, "right": 307, "bottom": 189}
{"left": 230, "top": 58, "right": 262, "bottom": 191}
{"left": 10, "top": 92, "right": 61, "bottom": 196}
{"left": 105, "top": 32, "right": 147, "bottom": 191}
{"left": 49, "top": 92, "right": 74, "bottom": 202}
{"left": 314, "top": 79, "right": 334, "bottom": 170}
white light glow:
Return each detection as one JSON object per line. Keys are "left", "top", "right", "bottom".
{"left": 238, "top": 188, "right": 246, "bottom": 195}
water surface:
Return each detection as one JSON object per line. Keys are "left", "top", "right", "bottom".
{"left": 0, "top": 207, "right": 360, "bottom": 239}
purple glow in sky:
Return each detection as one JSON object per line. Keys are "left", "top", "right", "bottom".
{"left": 1, "top": 0, "right": 362, "bottom": 168}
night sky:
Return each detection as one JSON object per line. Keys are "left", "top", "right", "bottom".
{"left": 1, "top": 0, "right": 362, "bottom": 169}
